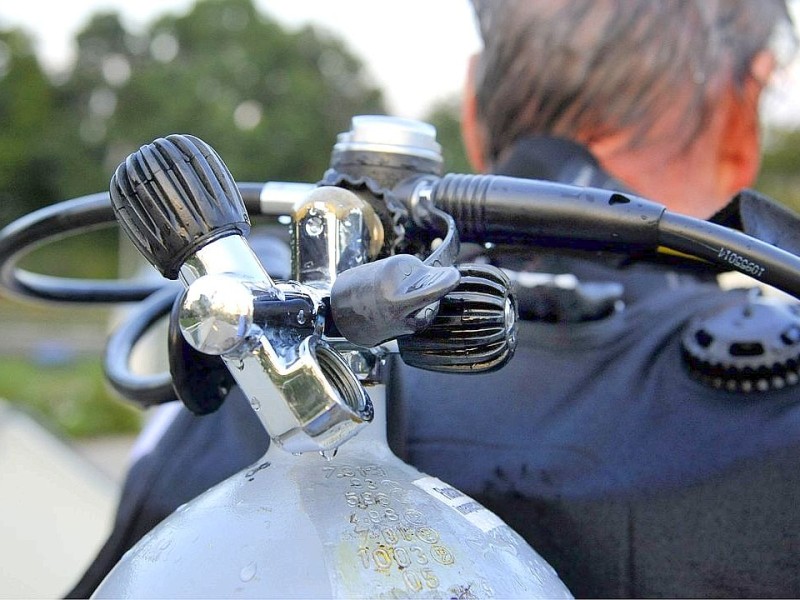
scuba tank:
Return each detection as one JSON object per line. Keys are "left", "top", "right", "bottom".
{"left": 94, "top": 386, "right": 567, "bottom": 598}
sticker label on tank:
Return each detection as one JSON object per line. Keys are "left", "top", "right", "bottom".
{"left": 412, "top": 476, "right": 505, "bottom": 533}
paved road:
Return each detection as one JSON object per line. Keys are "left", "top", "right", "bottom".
{"left": 0, "top": 321, "right": 107, "bottom": 357}
{"left": 0, "top": 401, "right": 129, "bottom": 598}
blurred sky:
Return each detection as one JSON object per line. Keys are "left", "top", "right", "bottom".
{"left": 0, "top": 0, "right": 482, "bottom": 119}
{"left": 2, "top": 0, "right": 800, "bottom": 125}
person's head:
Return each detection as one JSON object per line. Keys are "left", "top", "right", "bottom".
{"left": 463, "top": 0, "right": 797, "bottom": 217}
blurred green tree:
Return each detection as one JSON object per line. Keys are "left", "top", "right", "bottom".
{"left": 756, "top": 126, "right": 800, "bottom": 212}
{"left": 0, "top": 29, "right": 61, "bottom": 224}
{"left": 43, "top": 0, "right": 387, "bottom": 202}
{"left": 423, "top": 95, "right": 472, "bottom": 174}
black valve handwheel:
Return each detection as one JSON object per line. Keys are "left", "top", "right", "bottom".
{"left": 397, "top": 263, "right": 518, "bottom": 373}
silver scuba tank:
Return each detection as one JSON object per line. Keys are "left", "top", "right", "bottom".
{"left": 93, "top": 384, "right": 570, "bottom": 599}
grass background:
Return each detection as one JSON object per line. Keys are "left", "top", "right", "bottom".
{"left": 0, "top": 228, "right": 144, "bottom": 438}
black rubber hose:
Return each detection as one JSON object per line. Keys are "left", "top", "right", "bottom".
{"left": 431, "top": 173, "right": 665, "bottom": 251}
{"left": 0, "top": 183, "right": 268, "bottom": 304}
{"left": 238, "top": 181, "right": 266, "bottom": 215}
{"left": 0, "top": 193, "right": 163, "bottom": 303}
{"left": 103, "top": 284, "right": 180, "bottom": 407}
{"left": 430, "top": 173, "right": 800, "bottom": 299}
{"left": 658, "top": 211, "right": 800, "bottom": 298}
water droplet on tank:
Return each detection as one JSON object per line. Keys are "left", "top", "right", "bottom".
{"left": 240, "top": 561, "right": 257, "bottom": 582}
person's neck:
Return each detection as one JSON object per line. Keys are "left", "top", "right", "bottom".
{"left": 591, "top": 136, "right": 723, "bottom": 218}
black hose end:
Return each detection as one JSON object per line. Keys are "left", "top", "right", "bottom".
{"left": 330, "top": 255, "right": 461, "bottom": 348}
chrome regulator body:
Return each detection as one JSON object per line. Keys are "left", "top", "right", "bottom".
{"left": 91, "top": 118, "right": 570, "bottom": 599}
{"left": 177, "top": 187, "right": 377, "bottom": 454}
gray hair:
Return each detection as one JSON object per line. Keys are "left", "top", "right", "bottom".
{"left": 471, "top": 0, "right": 797, "bottom": 163}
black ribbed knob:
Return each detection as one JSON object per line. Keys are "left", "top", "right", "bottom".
{"left": 110, "top": 134, "right": 250, "bottom": 279}
{"left": 397, "top": 263, "right": 518, "bottom": 373}
{"left": 682, "top": 294, "right": 800, "bottom": 392}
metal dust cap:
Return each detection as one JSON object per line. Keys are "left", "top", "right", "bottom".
{"left": 334, "top": 115, "right": 443, "bottom": 163}
{"left": 682, "top": 293, "right": 800, "bottom": 392}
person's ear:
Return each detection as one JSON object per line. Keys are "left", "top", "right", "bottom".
{"left": 716, "top": 50, "right": 775, "bottom": 194}
{"left": 461, "top": 53, "right": 488, "bottom": 173}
